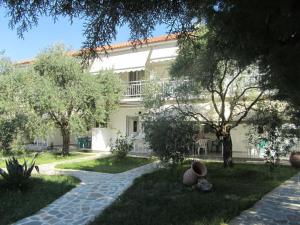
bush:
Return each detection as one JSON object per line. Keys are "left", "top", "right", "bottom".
{"left": 110, "top": 135, "right": 133, "bottom": 160}
{"left": 0, "top": 119, "right": 16, "bottom": 152}
{"left": 143, "top": 110, "right": 198, "bottom": 164}
{"left": 0, "top": 155, "right": 39, "bottom": 189}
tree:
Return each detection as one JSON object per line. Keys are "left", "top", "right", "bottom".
{"left": 169, "top": 30, "right": 264, "bottom": 167}
{"left": 23, "top": 45, "right": 122, "bottom": 155}
{"left": 96, "top": 71, "right": 123, "bottom": 127}
{"left": 247, "top": 101, "right": 298, "bottom": 170}
{"left": 143, "top": 109, "right": 198, "bottom": 165}
{"left": 0, "top": 54, "right": 43, "bottom": 153}
{"left": 202, "top": 0, "right": 300, "bottom": 117}
{"left": 2, "top": 0, "right": 298, "bottom": 111}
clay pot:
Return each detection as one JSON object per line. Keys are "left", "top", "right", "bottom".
{"left": 183, "top": 161, "right": 207, "bottom": 186}
{"left": 290, "top": 151, "right": 300, "bottom": 168}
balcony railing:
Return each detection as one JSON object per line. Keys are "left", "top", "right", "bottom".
{"left": 123, "top": 79, "right": 196, "bottom": 99}
{"left": 123, "top": 80, "right": 144, "bottom": 98}
{"left": 122, "top": 78, "right": 262, "bottom": 101}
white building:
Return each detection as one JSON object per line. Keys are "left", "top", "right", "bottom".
{"left": 18, "top": 34, "right": 260, "bottom": 158}
{"left": 85, "top": 34, "right": 254, "bottom": 158}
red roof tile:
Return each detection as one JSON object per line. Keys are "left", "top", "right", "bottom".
{"left": 16, "top": 34, "right": 178, "bottom": 65}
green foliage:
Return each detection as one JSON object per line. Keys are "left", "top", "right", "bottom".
{"left": 110, "top": 135, "right": 133, "bottom": 160}
{"left": 22, "top": 45, "right": 121, "bottom": 154}
{"left": 2, "top": 0, "right": 299, "bottom": 112}
{"left": 142, "top": 78, "right": 165, "bottom": 110}
{"left": 56, "top": 156, "right": 154, "bottom": 173}
{"left": 0, "top": 155, "right": 39, "bottom": 189}
{"left": 0, "top": 114, "right": 31, "bottom": 152}
{"left": 248, "top": 102, "right": 299, "bottom": 170}
{"left": 0, "top": 52, "right": 13, "bottom": 75}
{"left": 143, "top": 110, "right": 198, "bottom": 164}
{"left": 0, "top": 119, "right": 16, "bottom": 151}
{"left": 0, "top": 175, "right": 79, "bottom": 225}
{"left": 90, "top": 162, "right": 298, "bottom": 225}
{"left": 95, "top": 71, "right": 123, "bottom": 127}
{"left": 170, "top": 29, "right": 264, "bottom": 167}
{"left": 0, "top": 56, "right": 44, "bottom": 154}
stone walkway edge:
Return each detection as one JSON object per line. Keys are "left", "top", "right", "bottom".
{"left": 13, "top": 154, "right": 300, "bottom": 225}
{"left": 14, "top": 154, "right": 159, "bottom": 225}
{"left": 229, "top": 171, "right": 300, "bottom": 225}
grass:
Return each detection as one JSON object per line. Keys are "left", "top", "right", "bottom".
{"left": 90, "top": 161, "right": 299, "bottom": 225}
{"left": 56, "top": 156, "right": 155, "bottom": 173}
{"left": 0, "top": 151, "right": 96, "bottom": 168}
{"left": 0, "top": 175, "right": 80, "bottom": 225}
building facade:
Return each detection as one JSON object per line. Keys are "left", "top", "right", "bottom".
{"left": 19, "top": 34, "right": 269, "bottom": 158}
{"left": 87, "top": 35, "right": 255, "bottom": 158}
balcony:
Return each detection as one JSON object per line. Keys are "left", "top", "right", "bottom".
{"left": 122, "top": 79, "right": 201, "bottom": 102}
{"left": 123, "top": 80, "right": 145, "bottom": 99}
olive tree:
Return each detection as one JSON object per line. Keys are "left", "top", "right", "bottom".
{"left": 0, "top": 54, "right": 43, "bottom": 153}
{"left": 247, "top": 101, "right": 299, "bottom": 170}
{"left": 23, "top": 45, "right": 122, "bottom": 155}
{"left": 170, "top": 30, "right": 264, "bottom": 167}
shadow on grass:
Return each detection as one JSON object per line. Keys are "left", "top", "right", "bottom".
{"left": 0, "top": 175, "right": 80, "bottom": 225}
{"left": 90, "top": 162, "right": 299, "bottom": 225}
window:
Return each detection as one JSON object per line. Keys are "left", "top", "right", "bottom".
{"left": 133, "top": 120, "right": 138, "bottom": 132}
{"left": 129, "top": 71, "right": 145, "bottom": 81}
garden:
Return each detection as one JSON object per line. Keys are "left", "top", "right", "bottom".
{"left": 0, "top": 175, "right": 79, "bottom": 225}
{"left": 57, "top": 135, "right": 155, "bottom": 173}
{"left": 0, "top": 152, "right": 81, "bottom": 225}
{"left": 56, "top": 155, "right": 154, "bottom": 173}
{"left": 0, "top": 2, "right": 299, "bottom": 224}
{"left": 0, "top": 150, "right": 96, "bottom": 168}
{"left": 90, "top": 162, "right": 298, "bottom": 225}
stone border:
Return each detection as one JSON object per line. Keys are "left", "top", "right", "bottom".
{"left": 229, "top": 172, "right": 300, "bottom": 225}
{"left": 14, "top": 156, "right": 159, "bottom": 225}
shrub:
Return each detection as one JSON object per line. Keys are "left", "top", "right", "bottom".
{"left": 110, "top": 135, "right": 133, "bottom": 160}
{"left": 0, "top": 119, "right": 16, "bottom": 152}
{"left": 143, "top": 110, "right": 198, "bottom": 164}
{"left": 0, "top": 155, "right": 39, "bottom": 189}
{"left": 248, "top": 102, "right": 298, "bottom": 170}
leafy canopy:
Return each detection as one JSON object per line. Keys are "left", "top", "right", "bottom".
{"left": 0, "top": 55, "right": 44, "bottom": 152}
{"left": 170, "top": 29, "right": 264, "bottom": 134}
{"left": 2, "top": 0, "right": 298, "bottom": 110}
{"left": 24, "top": 44, "right": 122, "bottom": 135}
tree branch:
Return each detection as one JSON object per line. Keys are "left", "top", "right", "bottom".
{"left": 231, "top": 90, "right": 265, "bottom": 129}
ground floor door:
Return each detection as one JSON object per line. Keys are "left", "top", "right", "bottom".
{"left": 126, "top": 116, "right": 140, "bottom": 136}
{"left": 126, "top": 116, "right": 149, "bottom": 153}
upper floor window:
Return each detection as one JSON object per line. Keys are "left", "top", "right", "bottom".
{"left": 129, "top": 71, "right": 145, "bottom": 82}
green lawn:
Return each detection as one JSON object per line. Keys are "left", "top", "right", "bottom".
{"left": 56, "top": 156, "right": 155, "bottom": 173}
{"left": 90, "top": 162, "right": 299, "bottom": 225}
{"left": 0, "top": 151, "right": 96, "bottom": 168}
{"left": 0, "top": 175, "right": 80, "bottom": 225}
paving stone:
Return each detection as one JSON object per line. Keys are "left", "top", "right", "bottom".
{"left": 20, "top": 222, "right": 41, "bottom": 225}
{"left": 14, "top": 155, "right": 158, "bottom": 225}
{"left": 229, "top": 172, "right": 300, "bottom": 225}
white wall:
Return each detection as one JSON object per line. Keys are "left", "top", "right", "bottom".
{"left": 148, "top": 60, "right": 173, "bottom": 80}
{"left": 231, "top": 124, "right": 251, "bottom": 157}
{"left": 46, "top": 128, "right": 90, "bottom": 147}
{"left": 108, "top": 106, "right": 143, "bottom": 134}
{"left": 91, "top": 128, "right": 117, "bottom": 151}
{"left": 91, "top": 106, "right": 143, "bottom": 151}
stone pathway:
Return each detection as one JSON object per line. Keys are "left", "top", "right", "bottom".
{"left": 229, "top": 172, "right": 300, "bottom": 225}
{"left": 14, "top": 155, "right": 159, "bottom": 225}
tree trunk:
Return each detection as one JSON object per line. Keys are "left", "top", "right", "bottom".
{"left": 222, "top": 133, "right": 233, "bottom": 167}
{"left": 61, "top": 128, "right": 70, "bottom": 156}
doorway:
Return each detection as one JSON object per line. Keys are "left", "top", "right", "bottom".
{"left": 126, "top": 116, "right": 140, "bottom": 136}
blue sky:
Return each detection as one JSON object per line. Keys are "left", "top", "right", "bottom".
{"left": 0, "top": 7, "right": 167, "bottom": 62}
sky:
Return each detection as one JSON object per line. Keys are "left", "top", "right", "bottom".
{"left": 0, "top": 7, "right": 167, "bottom": 62}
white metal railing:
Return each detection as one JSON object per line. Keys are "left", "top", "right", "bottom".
{"left": 123, "top": 79, "right": 197, "bottom": 99}
{"left": 123, "top": 80, "right": 144, "bottom": 98}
